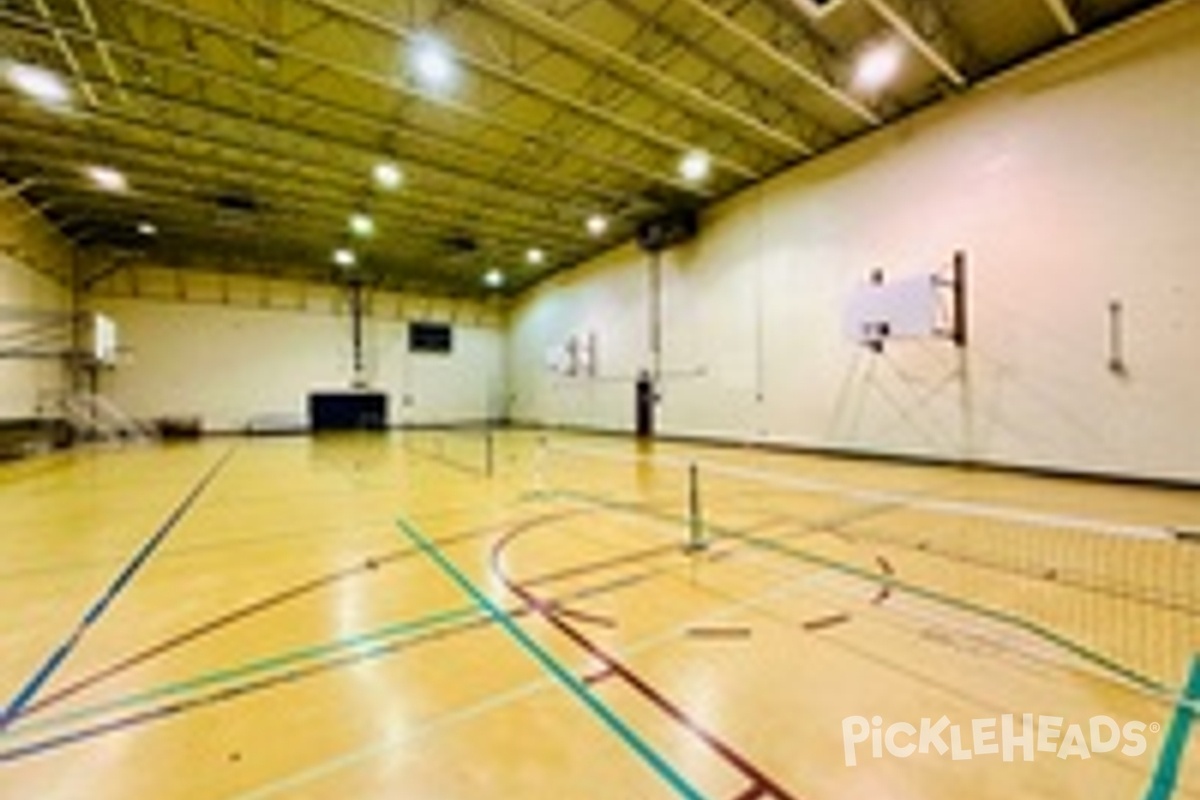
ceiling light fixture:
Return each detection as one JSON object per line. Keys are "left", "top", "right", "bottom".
{"left": 586, "top": 214, "right": 608, "bottom": 237}
{"left": 854, "top": 40, "right": 904, "bottom": 93}
{"left": 5, "top": 62, "right": 72, "bottom": 109}
{"left": 349, "top": 213, "right": 375, "bottom": 237}
{"left": 679, "top": 149, "right": 712, "bottom": 183}
{"left": 483, "top": 268, "right": 505, "bottom": 288}
{"left": 136, "top": 221, "right": 157, "bottom": 236}
{"left": 373, "top": 161, "right": 403, "bottom": 190}
{"left": 410, "top": 34, "right": 458, "bottom": 91}
{"left": 86, "top": 166, "right": 128, "bottom": 192}
{"left": 526, "top": 247, "right": 545, "bottom": 266}
{"left": 333, "top": 248, "right": 356, "bottom": 267}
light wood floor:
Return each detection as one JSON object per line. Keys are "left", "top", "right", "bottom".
{"left": 1, "top": 431, "right": 1198, "bottom": 799}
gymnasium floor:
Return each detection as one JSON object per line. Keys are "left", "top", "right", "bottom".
{"left": 1, "top": 431, "right": 1198, "bottom": 799}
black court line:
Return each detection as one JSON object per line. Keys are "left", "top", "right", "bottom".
{"left": 0, "top": 448, "right": 236, "bottom": 731}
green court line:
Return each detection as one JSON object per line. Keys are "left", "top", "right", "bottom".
{"left": 394, "top": 515, "right": 712, "bottom": 800}
{"left": 4, "top": 604, "right": 481, "bottom": 741}
{"left": 550, "top": 489, "right": 1176, "bottom": 699}
{"left": 1144, "top": 655, "right": 1200, "bottom": 800}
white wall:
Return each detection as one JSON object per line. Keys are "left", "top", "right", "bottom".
{"left": 0, "top": 188, "right": 73, "bottom": 418}
{"left": 91, "top": 266, "right": 505, "bottom": 432}
{"left": 509, "top": 3, "right": 1200, "bottom": 483}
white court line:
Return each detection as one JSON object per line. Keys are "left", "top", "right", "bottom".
{"left": 543, "top": 440, "right": 1173, "bottom": 540}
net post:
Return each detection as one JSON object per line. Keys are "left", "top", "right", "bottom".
{"left": 685, "top": 462, "right": 708, "bottom": 553}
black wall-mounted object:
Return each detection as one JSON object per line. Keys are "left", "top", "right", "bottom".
{"left": 409, "top": 321, "right": 453, "bottom": 354}
{"left": 309, "top": 392, "right": 388, "bottom": 431}
{"left": 635, "top": 372, "right": 655, "bottom": 439}
{"left": 636, "top": 208, "right": 699, "bottom": 253}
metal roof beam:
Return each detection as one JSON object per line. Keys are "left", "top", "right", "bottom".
{"left": 863, "top": 0, "right": 969, "bottom": 87}
{"left": 71, "top": 0, "right": 129, "bottom": 103}
{"left": 3, "top": 2, "right": 703, "bottom": 197}
{"left": 289, "top": 0, "right": 764, "bottom": 177}
{"left": 676, "top": 0, "right": 880, "bottom": 125}
{"left": 7, "top": 148, "right": 584, "bottom": 247}
{"left": 0, "top": 15, "right": 669, "bottom": 216}
{"left": 1041, "top": 0, "right": 1080, "bottom": 36}
{"left": 29, "top": 0, "right": 100, "bottom": 108}
{"left": 0, "top": 86, "right": 616, "bottom": 220}
{"left": 471, "top": 0, "right": 815, "bottom": 155}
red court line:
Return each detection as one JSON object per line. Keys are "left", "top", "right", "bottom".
{"left": 581, "top": 665, "right": 618, "bottom": 686}
{"left": 872, "top": 555, "right": 894, "bottom": 605}
{"left": 491, "top": 522, "right": 804, "bottom": 800}
{"left": 522, "top": 542, "right": 681, "bottom": 588}
{"left": 686, "top": 626, "right": 753, "bottom": 639}
{"left": 1, "top": 449, "right": 235, "bottom": 731}
{"left": 0, "top": 534, "right": 684, "bottom": 763}
{"left": 14, "top": 515, "right": 555, "bottom": 724}
{"left": 6, "top": 503, "right": 815, "bottom": 764}
{"left": 800, "top": 613, "right": 851, "bottom": 632}
{"left": 731, "top": 784, "right": 770, "bottom": 800}
{"left": 548, "top": 603, "right": 617, "bottom": 629}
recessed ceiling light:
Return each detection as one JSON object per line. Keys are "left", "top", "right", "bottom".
{"left": 526, "top": 247, "right": 545, "bottom": 266}
{"left": 373, "top": 161, "right": 403, "bottom": 190}
{"left": 86, "top": 166, "right": 127, "bottom": 192}
{"left": 854, "top": 41, "right": 903, "bottom": 93}
{"left": 483, "top": 268, "right": 505, "bottom": 288}
{"left": 349, "top": 213, "right": 375, "bottom": 237}
{"left": 136, "top": 221, "right": 157, "bottom": 236}
{"left": 333, "top": 248, "right": 356, "bottom": 267}
{"left": 410, "top": 34, "right": 458, "bottom": 91}
{"left": 586, "top": 214, "right": 608, "bottom": 237}
{"left": 679, "top": 149, "right": 712, "bottom": 183}
{"left": 5, "top": 62, "right": 71, "bottom": 109}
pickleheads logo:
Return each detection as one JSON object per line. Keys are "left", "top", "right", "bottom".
{"left": 842, "top": 714, "right": 1158, "bottom": 766}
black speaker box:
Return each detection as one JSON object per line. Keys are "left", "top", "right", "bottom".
{"left": 636, "top": 208, "right": 699, "bottom": 253}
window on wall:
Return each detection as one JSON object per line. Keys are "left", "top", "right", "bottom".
{"left": 409, "top": 321, "right": 453, "bottom": 354}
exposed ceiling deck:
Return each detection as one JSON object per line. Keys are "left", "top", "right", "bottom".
{"left": 0, "top": 0, "right": 1174, "bottom": 297}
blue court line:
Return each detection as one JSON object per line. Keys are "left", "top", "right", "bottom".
{"left": 394, "top": 516, "right": 711, "bottom": 800}
{"left": 0, "top": 448, "right": 235, "bottom": 730}
{"left": 1144, "top": 655, "right": 1200, "bottom": 800}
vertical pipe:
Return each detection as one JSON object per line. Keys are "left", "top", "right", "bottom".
{"left": 349, "top": 281, "right": 364, "bottom": 387}
{"left": 648, "top": 250, "right": 663, "bottom": 382}
{"left": 951, "top": 250, "right": 971, "bottom": 463}
{"left": 952, "top": 250, "right": 967, "bottom": 348}
{"left": 1108, "top": 300, "right": 1127, "bottom": 375}
{"left": 69, "top": 249, "right": 84, "bottom": 394}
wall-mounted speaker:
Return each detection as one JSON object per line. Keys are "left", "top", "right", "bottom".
{"left": 636, "top": 208, "right": 699, "bottom": 253}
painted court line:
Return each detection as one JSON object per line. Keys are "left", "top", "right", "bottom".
{"left": 224, "top": 538, "right": 840, "bottom": 800}
{"left": 1144, "top": 655, "right": 1200, "bottom": 800}
{"left": 546, "top": 442, "right": 1171, "bottom": 540}
{"left": 0, "top": 514, "right": 675, "bottom": 751}
{"left": 0, "top": 606, "right": 484, "bottom": 764}
{"left": 491, "top": 520, "right": 802, "bottom": 800}
{"left": 395, "top": 515, "right": 713, "bottom": 800}
{"left": 553, "top": 486, "right": 1185, "bottom": 705}
{"left": 0, "top": 448, "right": 236, "bottom": 731}
{"left": 15, "top": 516, "right": 521, "bottom": 724}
